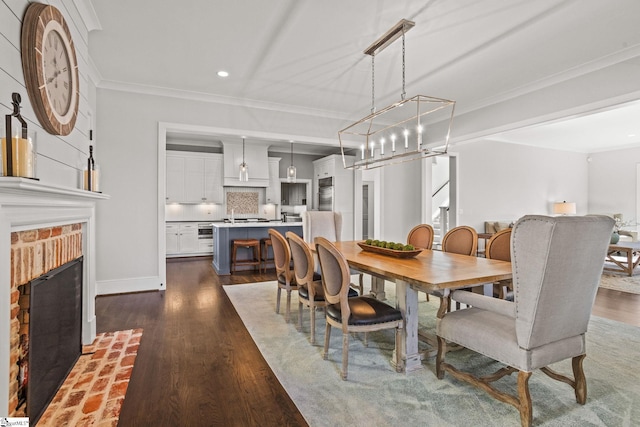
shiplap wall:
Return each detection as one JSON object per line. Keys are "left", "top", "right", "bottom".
{"left": 0, "top": 0, "right": 95, "bottom": 187}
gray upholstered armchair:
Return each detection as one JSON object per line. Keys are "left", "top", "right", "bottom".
{"left": 436, "top": 215, "right": 614, "bottom": 427}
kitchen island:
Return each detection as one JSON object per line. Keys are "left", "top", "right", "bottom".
{"left": 212, "top": 222, "right": 303, "bottom": 275}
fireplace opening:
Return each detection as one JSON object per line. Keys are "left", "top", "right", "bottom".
{"left": 21, "top": 256, "right": 83, "bottom": 424}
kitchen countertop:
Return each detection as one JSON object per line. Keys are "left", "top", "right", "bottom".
{"left": 211, "top": 221, "right": 302, "bottom": 228}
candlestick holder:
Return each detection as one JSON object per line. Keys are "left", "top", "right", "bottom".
{"left": 2, "top": 93, "right": 37, "bottom": 179}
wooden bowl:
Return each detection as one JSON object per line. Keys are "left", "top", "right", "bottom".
{"left": 357, "top": 242, "right": 423, "bottom": 258}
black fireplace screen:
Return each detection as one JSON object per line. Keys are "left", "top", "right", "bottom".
{"left": 28, "top": 256, "right": 83, "bottom": 424}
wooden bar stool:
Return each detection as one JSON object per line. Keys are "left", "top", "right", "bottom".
{"left": 260, "top": 237, "right": 274, "bottom": 273}
{"left": 231, "top": 239, "right": 260, "bottom": 273}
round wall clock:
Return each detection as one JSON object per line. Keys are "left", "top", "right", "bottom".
{"left": 21, "top": 3, "right": 79, "bottom": 136}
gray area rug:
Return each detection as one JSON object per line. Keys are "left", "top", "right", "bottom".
{"left": 225, "top": 281, "right": 640, "bottom": 427}
{"left": 600, "top": 265, "right": 640, "bottom": 294}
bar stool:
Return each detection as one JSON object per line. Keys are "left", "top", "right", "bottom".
{"left": 260, "top": 237, "right": 274, "bottom": 273}
{"left": 231, "top": 239, "right": 260, "bottom": 273}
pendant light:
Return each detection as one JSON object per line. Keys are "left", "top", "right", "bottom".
{"left": 239, "top": 137, "right": 249, "bottom": 182}
{"left": 287, "top": 141, "right": 297, "bottom": 183}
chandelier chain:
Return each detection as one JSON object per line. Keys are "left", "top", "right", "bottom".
{"left": 401, "top": 31, "right": 406, "bottom": 101}
{"left": 371, "top": 54, "right": 376, "bottom": 114}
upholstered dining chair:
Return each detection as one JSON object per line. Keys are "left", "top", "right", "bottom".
{"left": 268, "top": 228, "right": 297, "bottom": 323}
{"left": 436, "top": 215, "right": 614, "bottom": 427}
{"left": 407, "top": 224, "right": 434, "bottom": 250}
{"left": 315, "top": 236, "right": 403, "bottom": 380}
{"left": 407, "top": 224, "right": 435, "bottom": 302}
{"left": 485, "top": 228, "right": 513, "bottom": 299}
{"left": 441, "top": 225, "right": 478, "bottom": 256}
{"left": 302, "top": 211, "right": 364, "bottom": 295}
{"left": 287, "top": 231, "right": 359, "bottom": 344}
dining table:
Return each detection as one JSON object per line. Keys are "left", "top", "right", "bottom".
{"left": 331, "top": 241, "right": 512, "bottom": 373}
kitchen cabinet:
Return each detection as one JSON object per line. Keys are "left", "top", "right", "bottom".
{"left": 266, "top": 157, "right": 281, "bottom": 204}
{"left": 166, "top": 151, "right": 223, "bottom": 203}
{"left": 312, "top": 154, "right": 357, "bottom": 239}
{"left": 166, "top": 223, "right": 199, "bottom": 255}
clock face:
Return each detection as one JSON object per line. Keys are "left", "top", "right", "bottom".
{"left": 43, "top": 29, "right": 73, "bottom": 117}
{"left": 21, "top": 3, "right": 79, "bottom": 136}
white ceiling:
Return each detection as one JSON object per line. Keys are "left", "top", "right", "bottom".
{"left": 88, "top": 0, "right": 640, "bottom": 154}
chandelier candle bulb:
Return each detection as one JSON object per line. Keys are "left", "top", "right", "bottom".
{"left": 380, "top": 138, "right": 385, "bottom": 155}
{"left": 361, "top": 145, "right": 365, "bottom": 160}
{"left": 391, "top": 134, "right": 396, "bottom": 152}
{"left": 370, "top": 142, "right": 375, "bottom": 157}
{"left": 404, "top": 129, "right": 409, "bottom": 149}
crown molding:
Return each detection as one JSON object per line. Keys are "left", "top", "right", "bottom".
{"left": 72, "top": 0, "right": 102, "bottom": 33}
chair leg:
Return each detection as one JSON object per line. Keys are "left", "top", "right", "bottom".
{"left": 323, "top": 323, "right": 331, "bottom": 360}
{"left": 573, "top": 354, "right": 587, "bottom": 404}
{"left": 298, "top": 301, "right": 303, "bottom": 331}
{"left": 363, "top": 332, "right": 368, "bottom": 347}
{"left": 341, "top": 332, "right": 349, "bottom": 380}
{"left": 310, "top": 306, "right": 316, "bottom": 345}
{"left": 358, "top": 273, "right": 364, "bottom": 295}
{"left": 285, "top": 290, "right": 292, "bottom": 323}
{"left": 436, "top": 336, "right": 447, "bottom": 379}
{"left": 276, "top": 287, "right": 282, "bottom": 314}
{"left": 517, "top": 371, "right": 533, "bottom": 427}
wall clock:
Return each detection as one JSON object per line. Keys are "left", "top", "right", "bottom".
{"left": 21, "top": 3, "right": 79, "bottom": 136}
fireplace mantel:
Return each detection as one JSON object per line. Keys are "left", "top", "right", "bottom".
{"left": 0, "top": 177, "right": 109, "bottom": 414}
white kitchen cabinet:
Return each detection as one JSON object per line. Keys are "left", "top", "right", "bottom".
{"left": 204, "top": 156, "right": 223, "bottom": 203}
{"left": 166, "top": 156, "right": 185, "bottom": 203}
{"left": 266, "top": 157, "right": 281, "bottom": 204}
{"left": 166, "top": 151, "right": 223, "bottom": 204}
{"left": 166, "top": 223, "right": 204, "bottom": 256}
{"left": 312, "top": 154, "right": 357, "bottom": 239}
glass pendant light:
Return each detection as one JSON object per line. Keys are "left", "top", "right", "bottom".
{"left": 239, "top": 137, "right": 249, "bottom": 182}
{"left": 287, "top": 142, "right": 297, "bottom": 183}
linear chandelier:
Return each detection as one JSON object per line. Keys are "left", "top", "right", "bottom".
{"left": 339, "top": 19, "right": 456, "bottom": 170}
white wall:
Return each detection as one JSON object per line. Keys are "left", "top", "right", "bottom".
{"left": 588, "top": 146, "right": 640, "bottom": 223}
{"left": 379, "top": 160, "right": 423, "bottom": 243}
{"left": 454, "top": 140, "right": 589, "bottom": 232}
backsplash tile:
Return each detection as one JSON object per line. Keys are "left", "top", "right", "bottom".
{"left": 227, "top": 192, "right": 259, "bottom": 215}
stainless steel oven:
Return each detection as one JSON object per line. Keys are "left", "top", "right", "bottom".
{"left": 318, "top": 177, "right": 334, "bottom": 211}
{"left": 197, "top": 223, "right": 213, "bottom": 239}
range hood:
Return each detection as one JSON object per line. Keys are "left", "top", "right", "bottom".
{"left": 222, "top": 141, "right": 270, "bottom": 187}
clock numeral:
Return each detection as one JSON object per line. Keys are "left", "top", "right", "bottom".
{"left": 64, "top": 82, "right": 69, "bottom": 89}
{"left": 54, "top": 36, "right": 59, "bottom": 49}
{"left": 62, "top": 67, "right": 67, "bottom": 72}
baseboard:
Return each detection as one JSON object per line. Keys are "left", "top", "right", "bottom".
{"left": 96, "top": 276, "right": 162, "bottom": 295}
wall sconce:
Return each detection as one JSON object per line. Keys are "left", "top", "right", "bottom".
{"left": 553, "top": 201, "right": 576, "bottom": 215}
{"left": 3, "top": 93, "right": 36, "bottom": 178}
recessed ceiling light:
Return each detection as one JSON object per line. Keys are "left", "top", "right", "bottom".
{"left": 217, "top": 70, "right": 229, "bottom": 78}
{"left": 628, "top": 133, "right": 636, "bottom": 137}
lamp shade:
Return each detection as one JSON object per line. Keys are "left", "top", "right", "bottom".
{"left": 553, "top": 201, "right": 576, "bottom": 215}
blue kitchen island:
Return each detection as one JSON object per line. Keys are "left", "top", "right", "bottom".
{"left": 212, "top": 222, "right": 303, "bottom": 275}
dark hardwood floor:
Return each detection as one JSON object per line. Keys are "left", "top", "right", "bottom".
{"left": 96, "top": 257, "right": 640, "bottom": 426}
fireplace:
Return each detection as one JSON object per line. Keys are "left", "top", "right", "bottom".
{"left": 0, "top": 178, "right": 107, "bottom": 417}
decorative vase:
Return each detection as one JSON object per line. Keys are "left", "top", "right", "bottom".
{"left": 610, "top": 232, "right": 620, "bottom": 244}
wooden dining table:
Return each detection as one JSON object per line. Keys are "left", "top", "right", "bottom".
{"left": 331, "top": 241, "right": 512, "bottom": 373}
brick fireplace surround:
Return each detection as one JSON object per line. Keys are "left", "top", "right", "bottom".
{"left": 0, "top": 178, "right": 108, "bottom": 417}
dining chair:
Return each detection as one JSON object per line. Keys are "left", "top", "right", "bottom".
{"left": 441, "top": 225, "right": 478, "bottom": 256}
{"left": 485, "top": 228, "right": 513, "bottom": 299}
{"left": 268, "top": 228, "right": 297, "bottom": 323}
{"left": 302, "top": 211, "right": 364, "bottom": 295}
{"left": 407, "top": 224, "right": 434, "bottom": 250}
{"left": 314, "top": 236, "right": 403, "bottom": 380}
{"left": 288, "top": 231, "right": 359, "bottom": 344}
{"left": 407, "top": 224, "right": 435, "bottom": 301}
{"left": 436, "top": 215, "right": 614, "bottom": 427}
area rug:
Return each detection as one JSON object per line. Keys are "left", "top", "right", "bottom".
{"left": 225, "top": 282, "right": 640, "bottom": 427}
{"left": 37, "top": 328, "right": 143, "bottom": 427}
{"left": 600, "top": 265, "right": 640, "bottom": 294}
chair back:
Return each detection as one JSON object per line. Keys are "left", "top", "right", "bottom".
{"left": 302, "top": 211, "right": 342, "bottom": 244}
{"left": 407, "top": 224, "right": 434, "bottom": 250}
{"left": 314, "top": 237, "right": 351, "bottom": 313}
{"left": 286, "top": 232, "right": 314, "bottom": 287}
{"left": 268, "top": 228, "right": 293, "bottom": 284}
{"left": 512, "top": 215, "right": 614, "bottom": 350}
{"left": 485, "top": 228, "right": 512, "bottom": 262}
{"left": 441, "top": 225, "right": 478, "bottom": 256}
